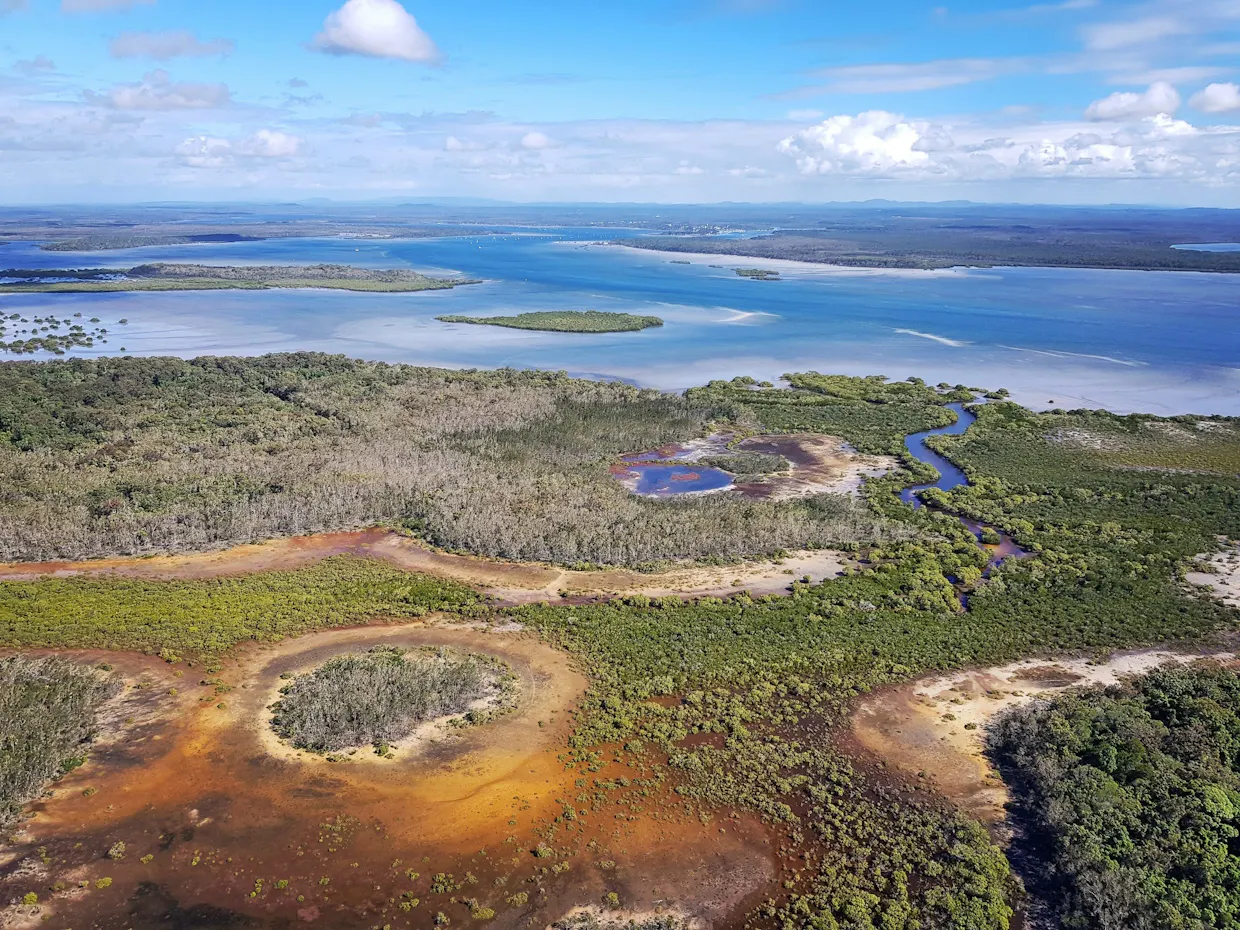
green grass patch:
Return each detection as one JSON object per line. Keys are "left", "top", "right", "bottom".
{"left": 0, "top": 557, "right": 478, "bottom": 656}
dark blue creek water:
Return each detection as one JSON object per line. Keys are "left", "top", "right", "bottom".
{"left": 897, "top": 402, "right": 1028, "bottom": 564}
{"left": 899, "top": 403, "right": 975, "bottom": 506}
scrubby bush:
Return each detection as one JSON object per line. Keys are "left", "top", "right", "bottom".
{"left": 270, "top": 647, "right": 499, "bottom": 753}
{"left": 0, "top": 657, "right": 120, "bottom": 830}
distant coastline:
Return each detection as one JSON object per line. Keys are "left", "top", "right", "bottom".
{"left": 0, "top": 263, "right": 478, "bottom": 294}
{"left": 618, "top": 231, "right": 1240, "bottom": 274}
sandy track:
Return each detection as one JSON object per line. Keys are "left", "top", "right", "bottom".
{"left": 0, "top": 528, "right": 848, "bottom": 603}
{"left": 852, "top": 647, "right": 1239, "bottom": 831}
{"left": 1187, "top": 541, "right": 1240, "bottom": 608}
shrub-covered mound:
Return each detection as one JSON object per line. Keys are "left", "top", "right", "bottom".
{"left": 989, "top": 664, "right": 1240, "bottom": 930}
{"left": 436, "top": 310, "right": 663, "bottom": 333}
{"left": 270, "top": 646, "right": 507, "bottom": 753}
{"left": 0, "top": 656, "right": 121, "bottom": 830}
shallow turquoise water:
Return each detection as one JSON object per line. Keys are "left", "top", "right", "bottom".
{"left": 1, "top": 229, "right": 1237, "bottom": 414}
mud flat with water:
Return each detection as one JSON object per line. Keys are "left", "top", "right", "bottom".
{"left": 0, "top": 621, "right": 777, "bottom": 930}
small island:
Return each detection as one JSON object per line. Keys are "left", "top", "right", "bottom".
{"left": 0, "top": 263, "right": 477, "bottom": 294}
{"left": 734, "top": 268, "right": 781, "bottom": 280}
{"left": 436, "top": 309, "right": 664, "bottom": 333}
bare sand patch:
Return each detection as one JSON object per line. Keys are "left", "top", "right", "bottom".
{"left": 852, "top": 647, "right": 1239, "bottom": 831}
{"left": 1187, "top": 541, "right": 1240, "bottom": 608}
{"left": 1046, "top": 427, "right": 1122, "bottom": 452}
{"left": 557, "top": 550, "right": 846, "bottom": 600}
{"left": 608, "top": 244, "right": 964, "bottom": 279}
{"left": 735, "top": 435, "right": 895, "bottom": 500}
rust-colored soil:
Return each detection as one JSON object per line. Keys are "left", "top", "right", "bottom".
{"left": 0, "top": 529, "right": 847, "bottom": 603}
{"left": 851, "top": 647, "right": 1240, "bottom": 833}
{"left": 0, "top": 623, "right": 776, "bottom": 930}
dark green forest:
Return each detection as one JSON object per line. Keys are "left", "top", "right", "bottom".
{"left": 990, "top": 665, "right": 1240, "bottom": 930}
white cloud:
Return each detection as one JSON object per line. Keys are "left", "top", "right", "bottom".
{"left": 177, "top": 129, "right": 301, "bottom": 167}
{"left": 176, "top": 135, "right": 232, "bottom": 168}
{"left": 778, "top": 111, "right": 938, "bottom": 174}
{"left": 520, "top": 131, "right": 551, "bottom": 149}
{"left": 779, "top": 108, "right": 1215, "bottom": 182}
{"left": 313, "top": 0, "right": 441, "bottom": 64}
{"left": 62, "top": 0, "right": 155, "bottom": 11}
{"left": 110, "top": 31, "right": 234, "bottom": 60}
{"left": 1085, "top": 81, "right": 1181, "bottom": 120}
{"left": 1190, "top": 82, "right": 1240, "bottom": 113}
{"left": 240, "top": 129, "right": 302, "bottom": 158}
{"left": 1082, "top": 16, "right": 1192, "bottom": 50}
{"left": 14, "top": 56, "right": 56, "bottom": 75}
{"left": 86, "top": 70, "right": 230, "bottom": 110}
{"left": 787, "top": 109, "right": 823, "bottom": 121}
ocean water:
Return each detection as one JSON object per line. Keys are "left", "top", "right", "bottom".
{"left": 1, "top": 229, "right": 1237, "bottom": 415}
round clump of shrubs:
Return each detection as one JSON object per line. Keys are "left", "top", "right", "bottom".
{"left": 271, "top": 647, "right": 501, "bottom": 753}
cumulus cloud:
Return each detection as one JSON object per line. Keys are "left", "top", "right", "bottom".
{"left": 778, "top": 111, "right": 938, "bottom": 175}
{"left": 176, "top": 135, "right": 232, "bottom": 169}
{"left": 62, "top": 0, "right": 155, "bottom": 11}
{"left": 86, "top": 70, "right": 230, "bottom": 110}
{"left": 240, "top": 129, "right": 302, "bottom": 158}
{"left": 177, "top": 130, "right": 302, "bottom": 168}
{"left": 1085, "top": 82, "right": 1181, "bottom": 121}
{"left": 779, "top": 108, "right": 1211, "bottom": 181}
{"left": 110, "top": 31, "right": 234, "bottom": 60}
{"left": 520, "top": 131, "right": 551, "bottom": 149}
{"left": 15, "top": 56, "right": 56, "bottom": 75}
{"left": 1190, "top": 82, "right": 1240, "bottom": 114}
{"left": 313, "top": 0, "right": 441, "bottom": 63}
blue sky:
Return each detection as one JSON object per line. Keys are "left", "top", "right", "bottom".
{"left": 2, "top": 0, "right": 1239, "bottom": 203}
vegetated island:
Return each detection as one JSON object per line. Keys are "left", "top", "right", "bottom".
{"left": 436, "top": 309, "right": 664, "bottom": 333}
{"left": 734, "top": 267, "right": 781, "bottom": 280}
{"left": 0, "top": 263, "right": 478, "bottom": 294}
